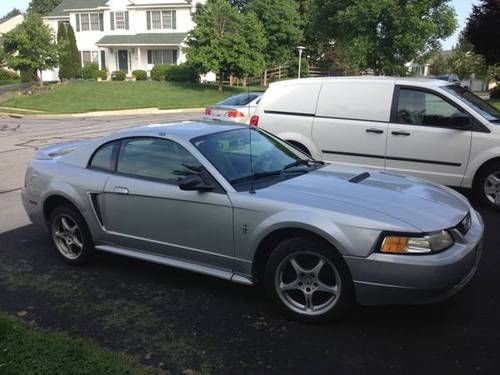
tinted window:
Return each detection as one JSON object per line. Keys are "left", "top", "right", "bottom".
{"left": 89, "top": 141, "right": 119, "bottom": 171}
{"left": 443, "top": 84, "right": 500, "bottom": 123}
{"left": 217, "top": 93, "right": 260, "bottom": 106}
{"left": 396, "top": 89, "right": 465, "bottom": 127}
{"left": 117, "top": 138, "right": 203, "bottom": 183}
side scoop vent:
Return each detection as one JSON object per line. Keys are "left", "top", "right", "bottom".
{"left": 349, "top": 172, "right": 370, "bottom": 184}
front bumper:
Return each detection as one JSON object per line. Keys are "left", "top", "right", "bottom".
{"left": 345, "top": 209, "right": 484, "bottom": 306}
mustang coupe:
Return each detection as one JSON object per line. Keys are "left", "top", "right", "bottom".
{"left": 22, "top": 122, "right": 484, "bottom": 322}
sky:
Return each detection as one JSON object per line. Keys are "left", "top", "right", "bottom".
{"left": 0, "top": 0, "right": 481, "bottom": 50}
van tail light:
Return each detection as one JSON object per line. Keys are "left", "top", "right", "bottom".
{"left": 249, "top": 115, "right": 259, "bottom": 127}
{"left": 225, "top": 110, "right": 245, "bottom": 118}
{"left": 204, "top": 108, "right": 212, "bottom": 115}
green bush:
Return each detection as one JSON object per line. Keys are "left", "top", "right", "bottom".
{"left": 151, "top": 64, "right": 172, "bottom": 81}
{"left": 165, "top": 64, "right": 199, "bottom": 83}
{"left": 82, "top": 63, "right": 99, "bottom": 80}
{"left": 491, "top": 86, "right": 500, "bottom": 99}
{"left": 112, "top": 70, "right": 126, "bottom": 81}
{"left": 0, "top": 68, "right": 20, "bottom": 80}
{"left": 96, "top": 69, "right": 107, "bottom": 80}
{"left": 20, "top": 70, "right": 33, "bottom": 83}
{"left": 132, "top": 69, "right": 147, "bottom": 81}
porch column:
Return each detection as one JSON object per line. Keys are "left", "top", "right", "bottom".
{"left": 97, "top": 47, "right": 102, "bottom": 70}
{"left": 137, "top": 47, "right": 142, "bottom": 71}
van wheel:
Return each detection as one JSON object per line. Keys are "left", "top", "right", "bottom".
{"left": 49, "top": 205, "right": 94, "bottom": 265}
{"left": 474, "top": 162, "right": 500, "bottom": 210}
{"left": 264, "top": 236, "right": 354, "bottom": 323}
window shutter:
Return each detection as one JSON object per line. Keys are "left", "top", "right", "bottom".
{"left": 172, "top": 11, "right": 176, "bottom": 29}
{"left": 173, "top": 50, "right": 178, "bottom": 65}
{"left": 125, "top": 11, "right": 129, "bottom": 30}
{"left": 110, "top": 12, "right": 114, "bottom": 30}
{"left": 146, "top": 11, "right": 151, "bottom": 30}
{"left": 99, "top": 13, "right": 104, "bottom": 31}
{"left": 75, "top": 14, "right": 80, "bottom": 32}
{"left": 147, "top": 50, "right": 152, "bottom": 64}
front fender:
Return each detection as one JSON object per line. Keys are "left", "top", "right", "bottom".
{"left": 464, "top": 146, "right": 500, "bottom": 187}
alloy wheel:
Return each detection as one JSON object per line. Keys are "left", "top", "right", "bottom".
{"left": 52, "top": 215, "right": 84, "bottom": 260}
{"left": 484, "top": 171, "right": 500, "bottom": 207}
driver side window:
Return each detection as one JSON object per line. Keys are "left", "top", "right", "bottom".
{"left": 396, "top": 88, "right": 465, "bottom": 127}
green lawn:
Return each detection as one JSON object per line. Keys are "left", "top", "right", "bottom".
{"left": 490, "top": 99, "right": 500, "bottom": 110}
{"left": 0, "top": 80, "right": 20, "bottom": 87}
{"left": 1, "top": 81, "right": 248, "bottom": 113}
{"left": 0, "top": 312, "right": 159, "bottom": 374}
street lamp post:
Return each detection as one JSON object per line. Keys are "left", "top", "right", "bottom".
{"left": 296, "top": 46, "right": 305, "bottom": 79}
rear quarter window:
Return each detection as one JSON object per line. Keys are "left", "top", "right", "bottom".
{"left": 89, "top": 141, "right": 119, "bottom": 171}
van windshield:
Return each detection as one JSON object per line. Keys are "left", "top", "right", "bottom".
{"left": 443, "top": 85, "right": 500, "bottom": 123}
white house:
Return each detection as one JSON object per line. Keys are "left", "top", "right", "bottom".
{"left": 42, "top": 0, "right": 206, "bottom": 80}
{"left": 0, "top": 13, "right": 24, "bottom": 36}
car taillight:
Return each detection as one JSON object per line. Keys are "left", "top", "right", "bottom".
{"left": 250, "top": 115, "right": 259, "bottom": 126}
{"left": 204, "top": 108, "right": 212, "bottom": 115}
{"left": 225, "top": 111, "right": 245, "bottom": 118}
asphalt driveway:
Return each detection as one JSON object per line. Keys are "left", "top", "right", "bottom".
{"left": 0, "top": 114, "right": 499, "bottom": 374}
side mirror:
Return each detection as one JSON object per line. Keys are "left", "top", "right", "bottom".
{"left": 450, "top": 114, "right": 473, "bottom": 130}
{"left": 179, "top": 174, "right": 214, "bottom": 192}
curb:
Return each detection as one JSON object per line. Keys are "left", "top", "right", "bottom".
{"left": 0, "top": 107, "right": 205, "bottom": 118}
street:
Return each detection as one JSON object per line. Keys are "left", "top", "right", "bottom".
{"left": 0, "top": 113, "right": 499, "bottom": 374}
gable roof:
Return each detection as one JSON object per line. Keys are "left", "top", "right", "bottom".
{"left": 96, "top": 32, "right": 187, "bottom": 46}
{"left": 47, "top": 0, "right": 108, "bottom": 17}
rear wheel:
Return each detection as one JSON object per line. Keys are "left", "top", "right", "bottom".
{"left": 49, "top": 205, "right": 94, "bottom": 265}
{"left": 264, "top": 236, "right": 354, "bottom": 322}
{"left": 474, "top": 162, "right": 500, "bottom": 210}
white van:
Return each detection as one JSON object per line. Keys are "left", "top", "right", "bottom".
{"left": 251, "top": 77, "right": 500, "bottom": 210}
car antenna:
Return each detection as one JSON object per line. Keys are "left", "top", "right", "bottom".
{"left": 248, "top": 79, "right": 256, "bottom": 194}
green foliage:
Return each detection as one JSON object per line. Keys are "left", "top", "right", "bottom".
{"left": 132, "top": 69, "right": 147, "bottom": 81}
{"left": 27, "top": 0, "right": 63, "bottom": 16}
{"left": 0, "top": 68, "right": 19, "bottom": 80}
{"left": 165, "top": 64, "right": 199, "bottom": 82}
{"left": 65, "top": 23, "right": 81, "bottom": 78}
{"left": 464, "top": 0, "right": 500, "bottom": 66}
{"left": 20, "top": 70, "right": 34, "bottom": 83}
{"left": 447, "top": 38, "right": 487, "bottom": 80}
{"left": 246, "top": 0, "right": 302, "bottom": 66}
{"left": 311, "top": 0, "right": 457, "bottom": 75}
{"left": 82, "top": 63, "right": 99, "bottom": 80}
{"left": 428, "top": 51, "right": 451, "bottom": 76}
{"left": 3, "top": 14, "right": 58, "bottom": 85}
{"left": 286, "top": 58, "right": 309, "bottom": 78}
{"left": 112, "top": 71, "right": 126, "bottom": 81}
{"left": 186, "top": 0, "right": 266, "bottom": 91}
{"left": 151, "top": 64, "right": 171, "bottom": 81}
{"left": 57, "top": 22, "right": 80, "bottom": 80}
{"left": 96, "top": 69, "right": 107, "bottom": 80}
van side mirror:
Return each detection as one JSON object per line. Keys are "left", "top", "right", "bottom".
{"left": 449, "top": 114, "right": 472, "bottom": 130}
{"left": 179, "top": 174, "right": 214, "bottom": 192}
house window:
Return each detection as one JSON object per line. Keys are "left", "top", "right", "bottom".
{"left": 147, "top": 10, "right": 176, "bottom": 30}
{"left": 76, "top": 12, "right": 103, "bottom": 32}
{"left": 90, "top": 13, "right": 99, "bottom": 31}
{"left": 80, "top": 14, "right": 89, "bottom": 31}
{"left": 81, "top": 51, "right": 99, "bottom": 65}
{"left": 147, "top": 49, "right": 178, "bottom": 65}
{"left": 115, "top": 11, "right": 128, "bottom": 30}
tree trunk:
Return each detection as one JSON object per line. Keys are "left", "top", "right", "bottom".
{"left": 38, "top": 69, "right": 43, "bottom": 87}
{"left": 218, "top": 70, "right": 223, "bottom": 92}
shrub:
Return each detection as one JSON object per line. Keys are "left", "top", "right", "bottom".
{"left": 0, "top": 68, "right": 20, "bottom": 80}
{"left": 20, "top": 70, "right": 33, "bottom": 83}
{"left": 165, "top": 64, "right": 199, "bottom": 83}
{"left": 132, "top": 69, "right": 147, "bottom": 81}
{"left": 96, "top": 69, "right": 107, "bottom": 80}
{"left": 82, "top": 63, "right": 99, "bottom": 80}
{"left": 151, "top": 64, "right": 172, "bottom": 81}
{"left": 491, "top": 86, "right": 500, "bottom": 99}
{"left": 112, "top": 70, "right": 126, "bottom": 81}
{"left": 286, "top": 58, "right": 309, "bottom": 78}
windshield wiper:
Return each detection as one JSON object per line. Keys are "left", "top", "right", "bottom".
{"left": 283, "top": 159, "right": 325, "bottom": 171}
{"left": 230, "top": 170, "right": 282, "bottom": 184}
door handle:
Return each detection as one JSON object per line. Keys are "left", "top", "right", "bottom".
{"left": 366, "top": 128, "right": 384, "bottom": 134}
{"left": 391, "top": 131, "right": 411, "bottom": 136}
{"left": 113, "top": 186, "right": 129, "bottom": 194}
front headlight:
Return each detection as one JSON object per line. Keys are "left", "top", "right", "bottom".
{"left": 380, "top": 230, "right": 454, "bottom": 254}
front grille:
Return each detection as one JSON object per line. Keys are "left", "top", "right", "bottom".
{"left": 456, "top": 212, "right": 472, "bottom": 235}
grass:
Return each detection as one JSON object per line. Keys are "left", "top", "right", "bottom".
{"left": 0, "top": 80, "right": 20, "bottom": 87}
{"left": 490, "top": 99, "right": 500, "bottom": 110}
{"left": 0, "top": 312, "right": 160, "bottom": 374}
{"left": 1, "top": 80, "right": 249, "bottom": 113}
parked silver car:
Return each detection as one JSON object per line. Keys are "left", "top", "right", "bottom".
{"left": 22, "top": 122, "right": 484, "bottom": 322}
{"left": 203, "top": 92, "right": 262, "bottom": 124}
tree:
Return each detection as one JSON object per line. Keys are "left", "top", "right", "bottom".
{"left": 3, "top": 14, "right": 59, "bottom": 86}
{"left": 228, "top": 0, "right": 248, "bottom": 10}
{"left": 428, "top": 51, "right": 450, "bottom": 76}
{"left": 311, "top": 0, "right": 457, "bottom": 75}
{"left": 186, "top": 0, "right": 266, "bottom": 91}
{"left": 27, "top": 0, "right": 63, "bottom": 16}
{"left": 464, "top": 0, "right": 500, "bottom": 66}
{"left": 447, "top": 36, "right": 487, "bottom": 80}
{"left": 66, "top": 23, "right": 81, "bottom": 78}
{"left": 56, "top": 22, "right": 69, "bottom": 80}
{"left": 246, "top": 0, "right": 302, "bottom": 67}
{"left": 0, "top": 8, "right": 22, "bottom": 23}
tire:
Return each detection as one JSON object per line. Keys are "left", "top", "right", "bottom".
{"left": 473, "top": 162, "right": 500, "bottom": 210}
{"left": 48, "top": 205, "right": 94, "bottom": 265}
{"left": 264, "top": 236, "right": 354, "bottom": 323}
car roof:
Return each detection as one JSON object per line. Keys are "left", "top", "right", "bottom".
{"left": 111, "top": 121, "right": 247, "bottom": 141}
{"left": 269, "top": 76, "right": 450, "bottom": 88}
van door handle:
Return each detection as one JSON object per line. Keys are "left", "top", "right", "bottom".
{"left": 391, "top": 131, "right": 411, "bottom": 136}
{"left": 113, "top": 186, "right": 129, "bottom": 194}
{"left": 366, "top": 128, "right": 384, "bottom": 134}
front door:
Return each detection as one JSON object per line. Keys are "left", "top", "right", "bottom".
{"left": 118, "top": 50, "right": 128, "bottom": 72}
{"left": 101, "top": 137, "right": 234, "bottom": 270}
{"left": 386, "top": 86, "right": 472, "bottom": 186}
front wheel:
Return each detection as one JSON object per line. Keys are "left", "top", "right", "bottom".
{"left": 264, "top": 236, "right": 354, "bottom": 323}
{"left": 474, "top": 163, "right": 500, "bottom": 210}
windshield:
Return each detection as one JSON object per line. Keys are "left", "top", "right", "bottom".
{"left": 443, "top": 85, "right": 500, "bottom": 123}
{"left": 192, "top": 128, "right": 319, "bottom": 191}
{"left": 216, "top": 93, "right": 261, "bottom": 107}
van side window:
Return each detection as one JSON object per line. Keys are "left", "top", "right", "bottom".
{"left": 396, "top": 89, "right": 465, "bottom": 127}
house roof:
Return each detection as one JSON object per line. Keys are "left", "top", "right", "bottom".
{"left": 47, "top": 0, "right": 108, "bottom": 17}
{"left": 96, "top": 33, "right": 188, "bottom": 46}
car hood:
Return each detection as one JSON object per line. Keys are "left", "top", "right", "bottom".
{"left": 257, "top": 164, "right": 470, "bottom": 232}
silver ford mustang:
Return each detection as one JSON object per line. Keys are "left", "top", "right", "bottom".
{"left": 22, "top": 121, "right": 484, "bottom": 322}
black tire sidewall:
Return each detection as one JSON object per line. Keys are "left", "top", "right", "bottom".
{"left": 48, "top": 205, "right": 94, "bottom": 265}
{"left": 474, "top": 163, "right": 500, "bottom": 211}
{"left": 264, "top": 236, "right": 354, "bottom": 323}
